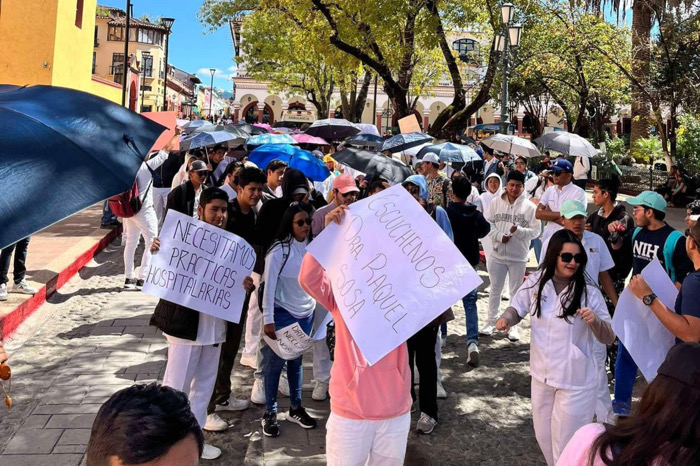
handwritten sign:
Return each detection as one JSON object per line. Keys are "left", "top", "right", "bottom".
{"left": 307, "top": 184, "right": 482, "bottom": 365}
{"left": 264, "top": 323, "right": 314, "bottom": 360}
{"left": 612, "top": 258, "right": 677, "bottom": 382}
{"left": 142, "top": 210, "right": 256, "bottom": 323}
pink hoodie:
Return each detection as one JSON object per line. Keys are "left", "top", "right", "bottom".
{"left": 299, "top": 254, "right": 412, "bottom": 421}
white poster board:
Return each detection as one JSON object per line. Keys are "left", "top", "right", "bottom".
{"left": 306, "top": 184, "right": 482, "bottom": 365}
{"left": 264, "top": 323, "right": 315, "bottom": 360}
{"left": 612, "top": 258, "right": 677, "bottom": 382}
{"left": 398, "top": 114, "right": 422, "bottom": 134}
{"left": 142, "top": 210, "right": 256, "bottom": 323}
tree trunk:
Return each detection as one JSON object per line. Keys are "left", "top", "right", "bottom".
{"left": 351, "top": 69, "right": 373, "bottom": 122}
{"left": 629, "top": 1, "right": 653, "bottom": 147}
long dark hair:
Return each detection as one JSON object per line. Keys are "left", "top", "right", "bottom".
{"left": 595, "top": 176, "right": 621, "bottom": 203}
{"left": 267, "top": 202, "right": 313, "bottom": 255}
{"left": 589, "top": 374, "right": 700, "bottom": 465}
{"left": 529, "top": 172, "right": 551, "bottom": 198}
{"left": 531, "top": 229, "right": 588, "bottom": 322}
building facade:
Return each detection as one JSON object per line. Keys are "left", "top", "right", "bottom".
{"left": 165, "top": 65, "right": 201, "bottom": 118}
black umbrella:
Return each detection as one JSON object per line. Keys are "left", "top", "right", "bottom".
{"left": 333, "top": 147, "right": 413, "bottom": 184}
{"left": 0, "top": 85, "right": 166, "bottom": 249}
{"left": 190, "top": 124, "right": 248, "bottom": 139}
{"left": 381, "top": 132, "right": 433, "bottom": 153}
{"left": 304, "top": 118, "right": 360, "bottom": 141}
{"left": 234, "top": 123, "right": 268, "bottom": 135}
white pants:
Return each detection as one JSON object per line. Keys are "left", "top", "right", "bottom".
{"left": 312, "top": 305, "right": 332, "bottom": 384}
{"left": 593, "top": 341, "right": 614, "bottom": 423}
{"left": 163, "top": 342, "right": 222, "bottom": 429}
{"left": 326, "top": 411, "right": 410, "bottom": 466}
{"left": 153, "top": 187, "right": 171, "bottom": 230}
{"left": 531, "top": 378, "right": 596, "bottom": 466}
{"left": 242, "top": 273, "right": 262, "bottom": 357}
{"left": 487, "top": 260, "right": 527, "bottom": 326}
{"left": 123, "top": 206, "right": 158, "bottom": 280}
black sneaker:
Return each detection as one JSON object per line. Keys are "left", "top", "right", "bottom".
{"left": 287, "top": 407, "right": 317, "bottom": 429}
{"left": 136, "top": 279, "right": 145, "bottom": 290}
{"left": 262, "top": 412, "right": 280, "bottom": 437}
{"left": 124, "top": 278, "right": 137, "bottom": 290}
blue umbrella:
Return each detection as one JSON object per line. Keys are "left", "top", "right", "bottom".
{"left": 248, "top": 144, "right": 330, "bottom": 181}
{"left": 180, "top": 130, "right": 244, "bottom": 151}
{"left": 416, "top": 143, "right": 481, "bottom": 163}
{"left": 381, "top": 132, "right": 433, "bottom": 153}
{"left": 245, "top": 133, "right": 297, "bottom": 151}
{"left": 0, "top": 85, "right": 166, "bottom": 249}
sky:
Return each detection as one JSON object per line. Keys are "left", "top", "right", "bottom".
{"left": 128, "top": 0, "right": 237, "bottom": 92}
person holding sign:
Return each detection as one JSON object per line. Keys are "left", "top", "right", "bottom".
{"left": 299, "top": 205, "right": 413, "bottom": 466}
{"left": 495, "top": 229, "right": 615, "bottom": 466}
{"left": 260, "top": 203, "right": 318, "bottom": 438}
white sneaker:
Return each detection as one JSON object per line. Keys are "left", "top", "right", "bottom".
{"left": 312, "top": 381, "right": 328, "bottom": 401}
{"left": 204, "top": 413, "right": 229, "bottom": 432}
{"left": 279, "top": 372, "right": 290, "bottom": 397}
{"left": 12, "top": 279, "right": 37, "bottom": 295}
{"left": 436, "top": 380, "right": 447, "bottom": 399}
{"left": 0, "top": 283, "right": 7, "bottom": 301}
{"left": 440, "top": 334, "right": 447, "bottom": 347}
{"left": 216, "top": 396, "right": 249, "bottom": 412}
{"left": 251, "top": 378, "right": 266, "bottom": 405}
{"left": 467, "top": 342, "right": 480, "bottom": 367}
{"left": 508, "top": 326, "right": 520, "bottom": 342}
{"left": 479, "top": 325, "right": 494, "bottom": 337}
{"left": 240, "top": 352, "right": 257, "bottom": 369}
{"left": 201, "top": 443, "right": 222, "bottom": 460}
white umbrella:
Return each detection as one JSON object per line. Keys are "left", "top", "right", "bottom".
{"left": 356, "top": 123, "right": 381, "bottom": 137}
{"left": 482, "top": 134, "right": 541, "bottom": 158}
{"left": 534, "top": 131, "right": 598, "bottom": 157}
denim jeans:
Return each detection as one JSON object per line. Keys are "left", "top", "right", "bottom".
{"left": 462, "top": 289, "right": 479, "bottom": 346}
{"left": 101, "top": 200, "right": 117, "bottom": 225}
{"left": 264, "top": 306, "right": 314, "bottom": 414}
{"left": 0, "top": 236, "right": 30, "bottom": 285}
{"left": 530, "top": 238, "right": 542, "bottom": 264}
{"left": 612, "top": 342, "right": 636, "bottom": 415}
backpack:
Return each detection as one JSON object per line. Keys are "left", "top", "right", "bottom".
{"left": 257, "top": 242, "right": 291, "bottom": 310}
{"left": 631, "top": 227, "right": 684, "bottom": 283}
{"left": 108, "top": 163, "right": 157, "bottom": 218}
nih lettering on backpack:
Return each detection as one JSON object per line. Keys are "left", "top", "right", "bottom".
{"left": 307, "top": 184, "right": 482, "bottom": 365}
{"left": 142, "top": 210, "right": 256, "bottom": 323}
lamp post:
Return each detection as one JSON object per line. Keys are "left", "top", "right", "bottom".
{"left": 209, "top": 68, "right": 216, "bottom": 120}
{"left": 493, "top": 3, "right": 522, "bottom": 134}
{"left": 121, "top": 0, "right": 133, "bottom": 106}
{"left": 161, "top": 17, "right": 175, "bottom": 112}
{"left": 140, "top": 51, "right": 150, "bottom": 112}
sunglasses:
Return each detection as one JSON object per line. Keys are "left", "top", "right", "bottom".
{"left": 559, "top": 252, "right": 585, "bottom": 264}
{"left": 295, "top": 219, "right": 312, "bottom": 227}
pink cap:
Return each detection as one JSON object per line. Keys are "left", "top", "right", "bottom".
{"left": 332, "top": 174, "right": 360, "bottom": 194}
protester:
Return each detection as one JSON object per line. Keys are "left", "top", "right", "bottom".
{"left": 483, "top": 170, "right": 541, "bottom": 342}
{"left": 482, "top": 148, "right": 504, "bottom": 181}
{"left": 612, "top": 191, "right": 694, "bottom": 416}
{"left": 262, "top": 159, "right": 287, "bottom": 202}
{"left": 420, "top": 153, "right": 453, "bottom": 208}
{"left": 527, "top": 171, "right": 554, "bottom": 261}
{"left": 171, "top": 153, "right": 197, "bottom": 189}
{"left": 557, "top": 343, "right": 700, "bottom": 466}
{"left": 166, "top": 160, "right": 208, "bottom": 219}
{"left": 452, "top": 172, "right": 482, "bottom": 211}
{"left": 299, "top": 205, "right": 412, "bottom": 465}
{"left": 495, "top": 229, "right": 615, "bottom": 466}
{"left": 665, "top": 170, "right": 689, "bottom": 207}
{"left": 85, "top": 384, "right": 203, "bottom": 466}
{"left": 536, "top": 158, "right": 587, "bottom": 243}
{"left": 686, "top": 199, "right": 700, "bottom": 229}
{"left": 150, "top": 187, "right": 255, "bottom": 460}
{"left": 446, "top": 176, "right": 491, "bottom": 365}
{"left": 261, "top": 203, "right": 318, "bottom": 437}
{"left": 219, "top": 161, "right": 243, "bottom": 201}
{"left": 0, "top": 236, "right": 37, "bottom": 301}
{"left": 208, "top": 144, "right": 228, "bottom": 183}
{"left": 573, "top": 156, "right": 590, "bottom": 190}
{"left": 480, "top": 173, "right": 504, "bottom": 268}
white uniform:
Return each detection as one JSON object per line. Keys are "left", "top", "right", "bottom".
{"left": 510, "top": 272, "right": 612, "bottom": 466}
{"left": 539, "top": 183, "right": 587, "bottom": 242}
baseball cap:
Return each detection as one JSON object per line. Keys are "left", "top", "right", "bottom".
{"left": 560, "top": 199, "right": 587, "bottom": 219}
{"left": 421, "top": 153, "right": 440, "bottom": 165}
{"left": 550, "top": 158, "right": 573, "bottom": 173}
{"left": 332, "top": 174, "right": 360, "bottom": 194}
{"left": 189, "top": 160, "right": 208, "bottom": 172}
{"left": 687, "top": 200, "right": 700, "bottom": 222}
{"left": 506, "top": 170, "right": 525, "bottom": 184}
{"left": 657, "top": 342, "right": 700, "bottom": 389}
{"left": 323, "top": 155, "right": 336, "bottom": 164}
{"left": 627, "top": 190, "right": 667, "bottom": 213}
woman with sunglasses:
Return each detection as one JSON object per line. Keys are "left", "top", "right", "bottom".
{"left": 260, "top": 202, "right": 318, "bottom": 438}
{"left": 495, "top": 229, "right": 615, "bottom": 466}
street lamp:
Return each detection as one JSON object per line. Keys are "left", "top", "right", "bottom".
{"left": 161, "top": 17, "right": 175, "bottom": 111}
{"left": 140, "top": 51, "right": 150, "bottom": 112}
{"left": 209, "top": 68, "right": 216, "bottom": 120}
{"left": 493, "top": 2, "right": 522, "bottom": 134}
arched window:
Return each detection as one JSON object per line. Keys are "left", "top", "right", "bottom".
{"left": 245, "top": 105, "right": 272, "bottom": 124}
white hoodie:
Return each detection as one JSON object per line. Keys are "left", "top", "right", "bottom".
{"left": 480, "top": 173, "right": 504, "bottom": 260}
{"left": 485, "top": 191, "right": 541, "bottom": 263}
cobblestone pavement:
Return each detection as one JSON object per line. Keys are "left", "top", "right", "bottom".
{"left": 0, "top": 237, "right": 646, "bottom": 465}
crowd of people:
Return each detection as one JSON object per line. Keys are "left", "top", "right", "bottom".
{"left": 1, "top": 126, "right": 699, "bottom": 465}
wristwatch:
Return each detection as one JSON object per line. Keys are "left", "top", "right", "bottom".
{"left": 642, "top": 293, "right": 658, "bottom": 306}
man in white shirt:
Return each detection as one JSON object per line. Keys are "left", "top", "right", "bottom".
{"left": 220, "top": 161, "right": 243, "bottom": 201}
{"left": 573, "top": 156, "right": 590, "bottom": 190}
{"left": 536, "top": 159, "right": 587, "bottom": 242}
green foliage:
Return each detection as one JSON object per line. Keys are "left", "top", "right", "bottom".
{"left": 677, "top": 114, "right": 700, "bottom": 173}
{"left": 630, "top": 136, "right": 663, "bottom": 163}
{"left": 604, "top": 133, "right": 628, "bottom": 158}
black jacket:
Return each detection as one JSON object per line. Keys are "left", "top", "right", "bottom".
{"left": 166, "top": 180, "right": 197, "bottom": 218}
{"left": 586, "top": 203, "right": 635, "bottom": 282}
{"left": 446, "top": 202, "right": 490, "bottom": 267}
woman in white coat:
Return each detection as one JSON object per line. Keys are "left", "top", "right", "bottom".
{"left": 495, "top": 229, "right": 615, "bottom": 466}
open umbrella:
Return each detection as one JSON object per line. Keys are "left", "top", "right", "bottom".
{"left": 180, "top": 131, "right": 243, "bottom": 151}
{"left": 304, "top": 118, "right": 360, "bottom": 140}
{"left": 182, "top": 119, "right": 210, "bottom": 132}
{"left": 534, "top": 131, "right": 597, "bottom": 157}
{"left": 291, "top": 134, "right": 329, "bottom": 145}
{"left": 253, "top": 123, "right": 273, "bottom": 131}
{"left": 190, "top": 124, "right": 248, "bottom": 138}
{"left": 381, "top": 132, "right": 434, "bottom": 153}
{"left": 481, "top": 134, "right": 541, "bottom": 158}
{"left": 0, "top": 85, "right": 166, "bottom": 249}
{"left": 245, "top": 133, "right": 297, "bottom": 151}
{"left": 248, "top": 144, "right": 330, "bottom": 181}
{"left": 234, "top": 123, "right": 268, "bottom": 135}
{"left": 416, "top": 143, "right": 481, "bottom": 163}
{"left": 355, "top": 123, "right": 381, "bottom": 137}
{"left": 333, "top": 147, "right": 413, "bottom": 185}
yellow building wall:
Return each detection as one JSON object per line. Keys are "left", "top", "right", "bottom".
{"left": 50, "top": 0, "right": 97, "bottom": 91}
{"left": 90, "top": 79, "right": 122, "bottom": 104}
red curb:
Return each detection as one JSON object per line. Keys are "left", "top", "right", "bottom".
{"left": 0, "top": 225, "right": 122, "bottom": 339}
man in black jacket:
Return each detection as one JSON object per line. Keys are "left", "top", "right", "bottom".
{"left": 150, "top": 188, "right": 254, "bottom": 461}
{"left": 165, "top": 160, "right": 208, "bottom": 219}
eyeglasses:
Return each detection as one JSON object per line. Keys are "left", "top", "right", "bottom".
{"left": 558, "top": 252, "right": 585, "bottom": 264}
{"left": 294, "top": 219, "right": 312, "bottom": 227}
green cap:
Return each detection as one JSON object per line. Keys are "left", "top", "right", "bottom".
{"left": 627, "top": 190, "right": 667, "bottom": 213}
{"left": 560, "top": 199, "right": 587, "bottom": 219}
